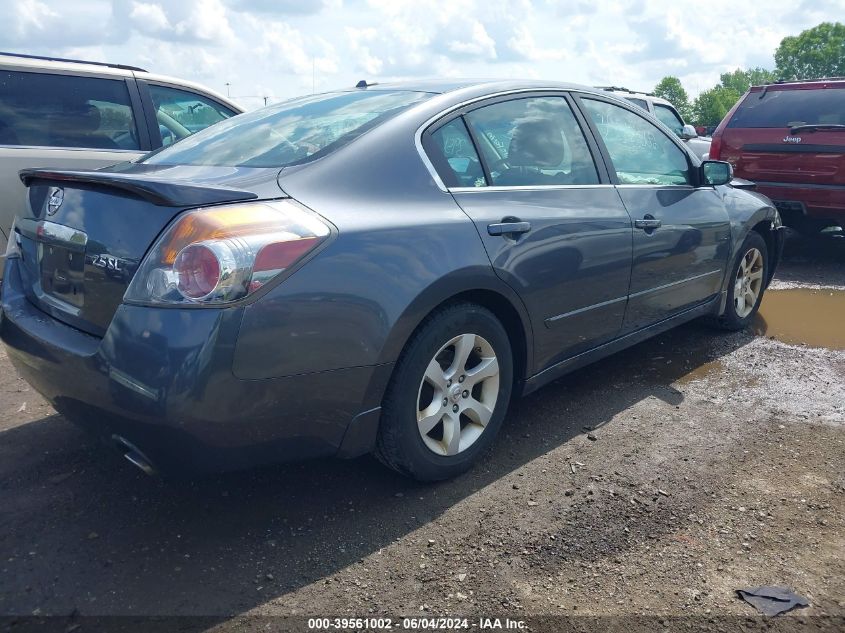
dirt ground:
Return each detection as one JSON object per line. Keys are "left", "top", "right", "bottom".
{"left": 0, "top": 232, "right": 843, "bottom": 632}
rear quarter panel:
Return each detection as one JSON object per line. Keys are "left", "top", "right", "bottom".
{"left": 231, "top": 108, "right": 532, "bottom": 380}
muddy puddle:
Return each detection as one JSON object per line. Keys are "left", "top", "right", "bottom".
{"left": 754, "top": 288, "right": 845, "bottom": 350}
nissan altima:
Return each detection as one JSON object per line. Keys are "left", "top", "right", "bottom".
{"left": 0, "top": 80, "right": 784, "bottom": 481}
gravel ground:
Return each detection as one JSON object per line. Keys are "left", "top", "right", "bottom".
{"left": 0, "top": 232, "right": 843, "bottom": 631}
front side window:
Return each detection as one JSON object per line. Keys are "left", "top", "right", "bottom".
{"left": 0, "top": 71, "right": 139, "bottom": 150}
{"left": 144, "top": 90, "right": 431, "bottom": 167}
{"left": 653, "top": 104, "right": 685, "bottom": 136}
{"left": 462, "top": 96, "right": 599, "bottom": 187}
{"left": 148, "top": 84, "right": 237, "bottom": 146}
{"left": 581, "top": 99, "right": 691, "bottom": 186}
{"left": 428, "top": 118, "right": 486, "bottom": 188}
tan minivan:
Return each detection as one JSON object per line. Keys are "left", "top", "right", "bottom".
{"left": 0, "top": 52, "right": 242, "bottom": 278}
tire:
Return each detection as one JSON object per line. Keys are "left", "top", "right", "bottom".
{"left": 375, "top": 303, "right": 513, "bottom": 481}
{"left": 713, "top": 231, "right": 769, "bottom": 331}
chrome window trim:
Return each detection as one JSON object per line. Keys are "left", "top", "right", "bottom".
{"left": 615, "top": 184, "right": 696, "bottom": 190}
{"left": 451, "top": 184, "right": 614, "bottom": 193}
{"left": 0, "top": 144, "right": 143, "bottom": 153}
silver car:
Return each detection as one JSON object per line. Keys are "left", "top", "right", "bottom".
{"left": 0, "top": 52, "right": 243, "bottom": 278}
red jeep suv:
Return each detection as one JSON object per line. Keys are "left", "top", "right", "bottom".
{"left": 710, "top": 78, "right": 844, "bottom": 235}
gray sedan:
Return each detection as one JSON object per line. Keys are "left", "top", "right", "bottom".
{"left": 0, "top": 80, "right": 784, "bottom": 481}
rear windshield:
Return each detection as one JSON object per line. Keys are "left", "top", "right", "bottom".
{"left": 143, "top": 90, "right": 432, "bottom": 167}
{"left": 727, "top": 87, "right": 845, "bottom": 128}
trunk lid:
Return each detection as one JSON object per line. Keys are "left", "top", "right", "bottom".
{"left": 14, "top": 166, "right": 280, "bottom": 336}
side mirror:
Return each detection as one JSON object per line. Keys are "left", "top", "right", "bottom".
{"left": 680, "top": 124, "right": 698, "bottom": 140}
{"left": 700, "top": 160, "right": 732, "bottom": 186}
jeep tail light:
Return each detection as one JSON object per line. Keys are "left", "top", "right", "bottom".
{"left": 709, "top": 132, "right": 722, "bottom": 161}
{"left": 125, "top": 200, "right": 330, "bottom": 305}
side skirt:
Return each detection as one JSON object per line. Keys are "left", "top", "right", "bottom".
{"left": 522, "top": 295, "right": 721, "bottom": 396}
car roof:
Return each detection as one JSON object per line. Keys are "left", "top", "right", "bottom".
{"left": 342, "top": 78, "right": 621, "bottom": 101}
{"left": 749, "top": 78, "right": 845, "bottom": 92}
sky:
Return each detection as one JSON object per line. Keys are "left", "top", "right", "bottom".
{"left": 2, "top": 0, "right": 843, "bottom": 110}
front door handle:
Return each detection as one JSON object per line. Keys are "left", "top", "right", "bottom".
{"left": 634, "top": 216, "right": 662, "bottom": 231}
{"left": 488, "top": 221, "right": 531, "bottom": 236}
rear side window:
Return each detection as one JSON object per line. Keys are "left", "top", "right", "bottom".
{"left": 428, "top": 119, "right": 486, "bottom": 188}
{"left": 0, "top": 71, "right": 140, "bottom": 150}
{"left": 727, "top": 88, "right": 845, "bottom": 128}
{"left": 464, "top": 96, "right": 600, "bottom": 186}
{"left": 144, "top": 90, "right": 431, "bottom": 168}
{"left": 148, "top": 84, "right": 236, "bottom": 146}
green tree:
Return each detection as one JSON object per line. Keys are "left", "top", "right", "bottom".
{"left": 653, "top": 75, "right": 692, "bottom": 121}
{"left": 692, "top": 86, "right": 741, "bottom": 127}
{"left": 775, "top": 21, "right": 845, "bottom": 80}
{"left": 719, "top": 67, "right": 777, "bottom": 94}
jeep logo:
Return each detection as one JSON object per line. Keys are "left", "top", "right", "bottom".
{"left": 783, "top": 135, "right": 802, "bottom": 144}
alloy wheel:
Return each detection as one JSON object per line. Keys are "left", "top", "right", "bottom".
{"left": 416, "top": 333, "right": 500, "bottom": 456}
{"left": 734, "top": 247, "right": 764, "bottom": 318}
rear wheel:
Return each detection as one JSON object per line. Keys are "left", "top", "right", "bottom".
{"left": 714, "top": 231, "right": 768, "bottom": 330}
{"left": 376, "top": 303, "right": 513, "bottom": 481}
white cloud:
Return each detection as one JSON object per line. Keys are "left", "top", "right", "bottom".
{"left": 13, "top": 0, "right": 58, "bottom": 37}
{"left": 1, "top": 0, "right": 843, "bottom": 105}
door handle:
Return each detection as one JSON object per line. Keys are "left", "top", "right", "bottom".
{"left": 488, "top": 221, "right": 531, "bottom": 236}
{"left": 634, "top": 216, "right": 662, "bottom": 231}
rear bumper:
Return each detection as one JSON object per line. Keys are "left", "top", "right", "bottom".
{"left": 754, "top": 182, "right": 845, "bottom": 223}
{"left": 0, "top": 258, "right": 389, "bottom": 474}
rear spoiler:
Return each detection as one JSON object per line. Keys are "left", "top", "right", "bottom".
{"left": 19, "top": 168, "right": 259, "bottom": 207}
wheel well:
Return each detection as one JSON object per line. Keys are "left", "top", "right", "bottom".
{"left": 750, "top": 220, "right": 777, "bottom": 283}
{"left": 420, "top": 290, "right": 529, "bottom": 387}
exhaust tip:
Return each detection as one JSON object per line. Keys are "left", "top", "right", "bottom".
{"left": 112, "top": 435, "right": 157, "bottom": 476}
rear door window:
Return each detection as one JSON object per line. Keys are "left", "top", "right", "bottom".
{"left": 727, "top": 88, "right": 845, "bottom": 128}
{"left": 463, "top": 96, "right": 600, "bottom": 186}
{"left": 0, "top": 71, "right": 140, "bottom": 150}
{"left": 148, "top": 84, "right": 237, "bottom": 146}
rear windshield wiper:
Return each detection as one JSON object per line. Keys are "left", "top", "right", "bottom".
{"left": 788, "top": 123, "right": 845, "bottom": 133}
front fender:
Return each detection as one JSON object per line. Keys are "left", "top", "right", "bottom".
{"left": 717, "top": 186, "right": 782, "bottom": 311}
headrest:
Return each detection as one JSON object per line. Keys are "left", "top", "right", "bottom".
{"left": 507, "top": 118, "right": 565, "bottom": 168}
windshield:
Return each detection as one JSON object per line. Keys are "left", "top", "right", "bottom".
{"left": 143, "top": 90, "right": 433, "bottom": 167}
{"left": 727, "top": 88, "right": 845, "bottom": 129}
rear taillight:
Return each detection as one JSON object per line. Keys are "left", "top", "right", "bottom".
{"left": 125, "top": 200, "right": 330, "bottom": 306}
{"left": 709, "top": 133, "right": 723, "bottom": 160}
{"left": 4, "top": 219, "right": 20, "bottom": 259}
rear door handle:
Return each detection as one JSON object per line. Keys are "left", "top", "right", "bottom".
{"left": 487, "top": 221, "right": 531, "bottom": 236}
{"left": 634, "top": 217, "right": 662, "bottom": 230}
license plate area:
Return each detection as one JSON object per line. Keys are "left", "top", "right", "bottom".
{"left": 36, "top": 222, "right": 88, "bottom": 309}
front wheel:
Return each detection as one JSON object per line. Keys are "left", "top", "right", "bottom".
{"left": 375, "top": 303, "right": 513, "bottom": 481}
{"left": 714, "top": 231, "right": 769, "bottom": 330}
